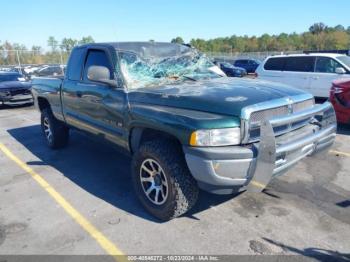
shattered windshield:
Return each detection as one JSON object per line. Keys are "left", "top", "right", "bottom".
{"left": 116, "top": 43, "right": 224, "bottom": 89}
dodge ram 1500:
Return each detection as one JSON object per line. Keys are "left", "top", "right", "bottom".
{"left": 32, "top": 42, "right": 337, "bottom": 220}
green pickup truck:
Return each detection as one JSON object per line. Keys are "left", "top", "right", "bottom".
{"left": 32, "top": 42, "right": 337, "bottom": 220}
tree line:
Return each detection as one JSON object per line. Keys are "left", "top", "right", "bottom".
{"left": 1, "top": 23, "right": 350, "bottom": 66}
{"left": 172, "top": 23, "right": 350, "bottom": 53}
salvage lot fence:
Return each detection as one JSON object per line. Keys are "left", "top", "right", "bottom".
{"left": 0, "top": 50, "right": 70, "bottom": 68}
{"left": 207, "top": 50, "right": 304, "bottom": 62}
{"left": 1, "top": 49, "right": 349, "bottom": 71}
{"left": 0, "top": 49, "right": 303, "bottom": 67}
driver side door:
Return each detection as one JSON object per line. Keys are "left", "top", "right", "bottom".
{"left": 66, "top": 48, "right": 128, "bottom": 147}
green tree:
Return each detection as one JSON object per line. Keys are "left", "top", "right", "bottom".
{"left": 171, "top": 37, "right": 184, "bottom": 44}
{"left": 47, "top": 36, "right": 58, "bottom": 52}
{"left": 325, "top": 31, "right": 350, "bottom": 49}
{"left": 79, "top": 36, "right": 95, "bottom": 45}
{"left": 258, "top": 34, "right": 272, "bottom": 51}
{"left": 31, "top": 45, "right": 42, "bottom": 54}
{"left": 61, "top": 38, "right": 78, "bottom": 52}
{"left": 333, "top": 25, "right": 345, "bottom": 32}
{"left": 309, "top": 22, "right": 327, "bottom": 35}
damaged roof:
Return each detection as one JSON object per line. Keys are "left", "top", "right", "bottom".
{"left": 80, "top": 42, "right": 192, "bottom": 58}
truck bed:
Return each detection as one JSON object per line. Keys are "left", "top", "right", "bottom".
{"left": 31, "top": 77, "right": 64, "bottom": 120}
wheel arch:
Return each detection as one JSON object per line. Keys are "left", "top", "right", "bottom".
{"left": 129, "top": 127, "right": 184, "bottom": 155}
{"left": 37, "top": 96, "right": 51, "bottom": 111}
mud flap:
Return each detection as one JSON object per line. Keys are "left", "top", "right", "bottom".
{"left": 246, "top": 120, "right": 276, "bottom": 193}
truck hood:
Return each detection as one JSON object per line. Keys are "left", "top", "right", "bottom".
{"left": 0, "top": 81, "right": 32, "bottom": 90}
{"left": 128, "top": 77, "right": 310, "bottom": 117}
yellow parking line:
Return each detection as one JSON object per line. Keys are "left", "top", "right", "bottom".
{"left": 330, "top": 150, "right": 350, "bottom": 158}
{"left": 0, "top": 143, "right": 126, "bottom": 261}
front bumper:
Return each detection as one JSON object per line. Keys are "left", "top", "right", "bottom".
{"left": 184, "top": 102, "right": 337, "bottom": 194}
{"left": 0, "top": 92, "right": 33, "bottom": 105}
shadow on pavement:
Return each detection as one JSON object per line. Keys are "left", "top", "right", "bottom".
{"left": 262, "top": 237, "right": 350, "bottom": 262}
{"left": 7, "top": 124, "right": 235, "bottom": 223}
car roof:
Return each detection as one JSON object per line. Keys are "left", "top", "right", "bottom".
{"left": 267, "top": 53, "right": 347, "bottom": 59}
{"left": 236, "top": 58, "right": 258, "bottom": 61}
{"left": 78, "top": 41, "right": 186, "bottom": 51}
{"left": 77, "top": 42, "right": 192, "bottom": 57}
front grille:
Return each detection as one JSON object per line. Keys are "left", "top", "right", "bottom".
{"left": 293, "top": 99, "right": 314, "bottom": 113}
{"left": 250, "top": 106, "right": 289, "bottom": 125}
{"left": 246, "top": 99, "right": 315, "bottom": 142}
{"left": 10, "top": 89, "right": 31, "bottom": 96}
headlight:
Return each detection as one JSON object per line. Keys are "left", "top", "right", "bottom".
{"left": 190, "top": 128, "right": 241, "bottom": 146}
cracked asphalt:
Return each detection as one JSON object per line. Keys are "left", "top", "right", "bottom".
{"left": 0, "top": 104, "right": 349, "bottom": 260}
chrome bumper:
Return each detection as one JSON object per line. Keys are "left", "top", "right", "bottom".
{"left": 0, "top": 93, "right": 33, "bottom": 104}
{"left": 184, "top": 102, "right": 337, "bottom": 194}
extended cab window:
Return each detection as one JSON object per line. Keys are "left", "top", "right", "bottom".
{"left": 284, "top": 57, "right": 315, "bottom": 72}
{"left": 315, "top": 57, "right": 344, "bottom": 73}
{"left": 67, "top": 47, "right": 85, "bottom": 81}
{"left": 264, "top": 57, "right": 286, "bottom": 71}
{"left": 83, "top": 49, "right": 113, "bottom": 81}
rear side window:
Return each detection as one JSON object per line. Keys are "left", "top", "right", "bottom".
{"left": 83, "top": 49, "right": 113, "bottom": 81}
{"left": 284, "top": 57, "right": 315, "bottom": 72}
{"left": 235, "top": 60, "right": 247, "bottom": 65}
{"left": 264, "top": 57, "right": 286, "bottom": 71}
{"left": 248, "top": 60, "right": 258, "bottom": 65}
{"left": 67, "top": 48, "right": 85, "bottom": 81}
{"left": 315, "top": 57, "right": 344, "bottom": 73}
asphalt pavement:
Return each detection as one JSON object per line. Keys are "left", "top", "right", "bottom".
{"left": 0, "top": 104, "right": 349, "bottom": 260}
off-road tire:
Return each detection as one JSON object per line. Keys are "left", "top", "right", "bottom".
{"left": 132, "top": 140, "right": 199, "bottom": 221}
{"left": 41, "top": 108, "right": 69, "bottom": 149}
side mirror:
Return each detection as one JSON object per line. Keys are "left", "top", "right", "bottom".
{"left": 335, "top": 67, "right": 346, "bottom": 74}
{"left": 87, "top": 66, "right": 118, "bottom": 88}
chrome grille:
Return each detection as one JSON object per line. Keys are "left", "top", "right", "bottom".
{"left": 250, "top": 106, "right": 289, "bottom": 125}
{"left": 245, "top": 98, "right": 315, "bottom": 142}
{"left": 292, "top": 99, "right": 314, "bottom": 113}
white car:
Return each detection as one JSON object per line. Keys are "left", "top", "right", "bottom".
{"left": 256, "top": 53, "right": 350, "bottom": 98}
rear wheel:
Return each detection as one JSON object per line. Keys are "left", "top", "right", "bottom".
{"left": 41, "top": 108, "right": 69, "bottom": 149}
{"left": 132, "top": 140, "right": 199, "bottom": 221}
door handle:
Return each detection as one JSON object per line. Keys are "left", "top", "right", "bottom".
{"left": 76, "top": 91, "right": 82, "bottom": 98}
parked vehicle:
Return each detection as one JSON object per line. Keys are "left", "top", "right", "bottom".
{"left": 32, "top": 42, "right": 337, "bottom": 220}
{"left": 233, "top": 59, "right": 260, "bottom": 73}
{"left": 0, "top": 72, "right": 33, "bottom": 105}
{"left": 256, "top": 53, "right": 350, "bottom": 98}
{"left": 23, "top": 65, "right": 43, "bottom": 79}
{"left": 34, "top": 65, "right": 65, "bottom": 77}
{"left": 215, "top": 62, "right": 247, "bottom": 77}
{"left": 330, "top": 79, "right": 350, "bottom": 124}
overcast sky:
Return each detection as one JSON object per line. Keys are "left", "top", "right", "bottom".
{"left": 2, "top": 0, "right": 350, "bottom": 50}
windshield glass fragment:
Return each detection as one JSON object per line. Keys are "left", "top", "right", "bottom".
{"left": 116, "top": 43, "right": 224, "bottom": 89}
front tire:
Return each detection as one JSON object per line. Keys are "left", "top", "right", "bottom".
{"left": 41, "top": 108, "right": 69, "bottom": 149}
{"left": 132, "top": 140, "right": 199, "bottom": 221}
